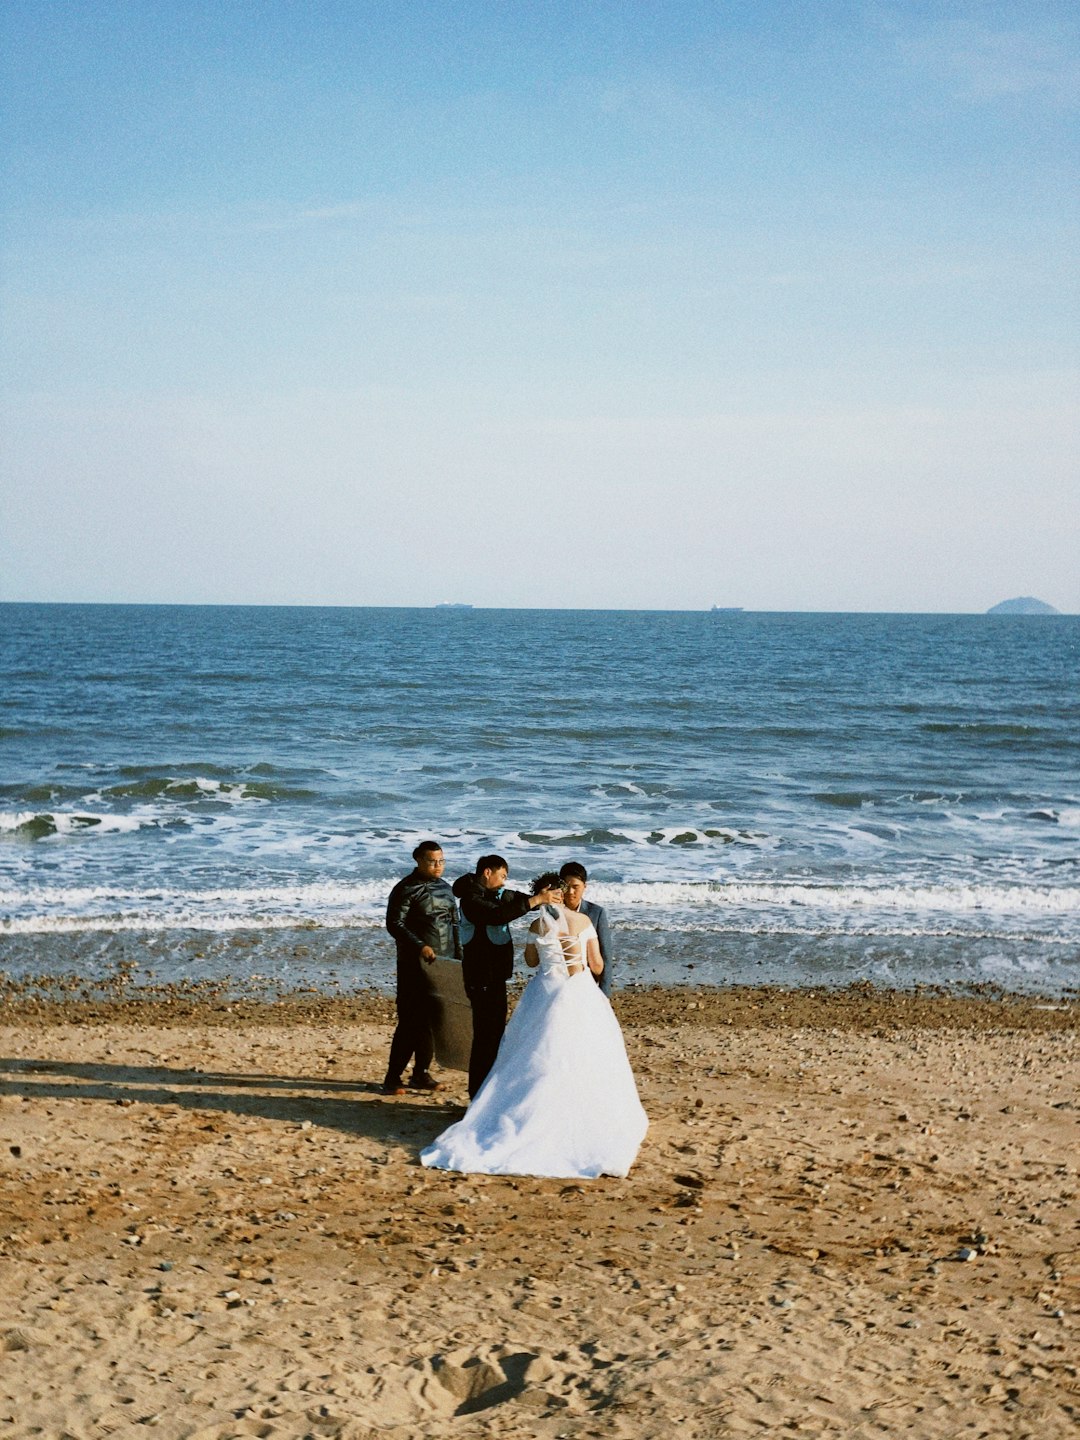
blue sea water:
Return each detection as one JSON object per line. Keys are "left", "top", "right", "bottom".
{"left": 1, "top": 603, "right": 1077, "bottom": 995}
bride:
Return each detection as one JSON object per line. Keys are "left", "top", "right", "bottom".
{"left": 420, "top": 873, "right": 647, "bottom": 1178}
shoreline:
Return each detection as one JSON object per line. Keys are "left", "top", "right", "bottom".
{"left": 2, "top": 985, "right": 1077, "bottom": 1437}
{"left": 1, "top": 979, "right": 1076, "bottom": 1033}
{"left": 3, "top": 917, "right": 1076, "bottom": 1000}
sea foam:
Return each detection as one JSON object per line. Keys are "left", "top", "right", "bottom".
{"left": 2, "top": 876, "right": 1076, "bottom": 937}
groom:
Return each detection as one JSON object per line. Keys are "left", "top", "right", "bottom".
{"left": 559, "top": 860, "right": 613, "bottom": 997}
{"left": 453, "top": 856, "right": 561, "bottom": 1098}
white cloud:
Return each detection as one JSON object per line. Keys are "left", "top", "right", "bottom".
{"left": 894, "top": 13, "right": 1080, "bottom": 107}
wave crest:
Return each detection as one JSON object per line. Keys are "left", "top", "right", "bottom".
{"left": 0, "top": 811, "right": 149, "bottom": 840}
{"left": 3, "top": 876, "right": 1077, "bottom": 936}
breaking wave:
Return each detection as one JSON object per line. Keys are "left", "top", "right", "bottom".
{"left": 3, "top": 877, "right": 1077, "bottom": 937}
{"left": 0, "top": 811, "right": 150, "bottom": 840}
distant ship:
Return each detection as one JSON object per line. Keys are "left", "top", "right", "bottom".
{"left": 710, "top": 606, "right": 744, "bottom": 613}
{"left": 435, "top": 602, "right": 474, "bottom": 610}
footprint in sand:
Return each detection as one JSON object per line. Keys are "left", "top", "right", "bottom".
{"left": 403, "top": 1345, "right": 582, "bottom": 1419}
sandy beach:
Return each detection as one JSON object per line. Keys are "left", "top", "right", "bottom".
{"left": 1, "top": 986, "right": 1077, "bottom": 1439}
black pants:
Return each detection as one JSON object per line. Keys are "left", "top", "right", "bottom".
{"left": 385, "top": 952, "right": 434, "bottom": 1084}
{"left": 465, "top": 979, "right": 508, "bottom": 1099}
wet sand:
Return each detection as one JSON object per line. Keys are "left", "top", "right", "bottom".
{"left": 1, "top": 987, "right": 1077, "bottom": 1439}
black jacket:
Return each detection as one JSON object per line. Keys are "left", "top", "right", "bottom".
{"left": 385, "top": 872, "right": 461, "bottom": 961}
{"left": 452, "top": 872, "right": 533, "bottom": 985}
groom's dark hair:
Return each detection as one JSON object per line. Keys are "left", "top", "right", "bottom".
{"left": 476, "top": 854, "right": 508, "bottom": 874}
{"left": 559, "top": 861, "right": 588, "bottom": 883}
{"left": 413, "top": 840, "right": 442, "bottom": 860}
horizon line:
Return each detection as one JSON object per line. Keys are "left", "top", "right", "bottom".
{"left": 0, "top": 599, "right": 1071, "bottom": 617}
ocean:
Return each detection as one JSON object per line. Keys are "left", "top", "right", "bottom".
{"left": 1, "top": 604, "right": 1077, "bottom": 996}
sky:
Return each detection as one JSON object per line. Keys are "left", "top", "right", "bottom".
{"left": 1, "top": 1, "right": 1077, "bottom": 612}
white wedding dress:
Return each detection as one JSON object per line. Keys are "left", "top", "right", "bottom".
{"left": 420, "top": 904, "right": 647, "bottom": 1178}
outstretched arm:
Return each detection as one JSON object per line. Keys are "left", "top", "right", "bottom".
{"left": 459, "top": 886, "right": 560, "bottom": 927}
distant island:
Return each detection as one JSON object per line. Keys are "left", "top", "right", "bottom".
{"left": 434, "top": 602, "right": 474, "bottom": 610}
{"left": 710, "top": 606, "right": 744, "bottom": 614}
{"left": 986, "top": 597, "right": 1059, "bottom": 616}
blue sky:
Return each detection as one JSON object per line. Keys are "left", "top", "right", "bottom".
{"left": 2, "top": 1, "right": 1077, "bottom": 610}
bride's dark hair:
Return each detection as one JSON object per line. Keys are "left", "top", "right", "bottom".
{"left": 531, "top": 871, "right": 563, "bottom": 896}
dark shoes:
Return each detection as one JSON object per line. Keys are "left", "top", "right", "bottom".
{"left": 382, "top": 1072, "right": 440, "bottom": 1095}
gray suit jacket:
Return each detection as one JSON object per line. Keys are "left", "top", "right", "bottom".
{"left": 580, "top": 899, "right": 613, "bottom": 997}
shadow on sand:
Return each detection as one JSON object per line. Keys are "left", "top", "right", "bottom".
{"left": 0, "top": 1056, "right": 465, "bottom": 1148}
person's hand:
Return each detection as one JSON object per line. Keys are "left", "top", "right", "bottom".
{"left": 419, "top": 945, "right": 437, "bottom": 963}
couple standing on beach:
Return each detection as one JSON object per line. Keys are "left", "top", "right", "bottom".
{"left": 384, "top": 842, "right": 646, "bottom": 1178}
